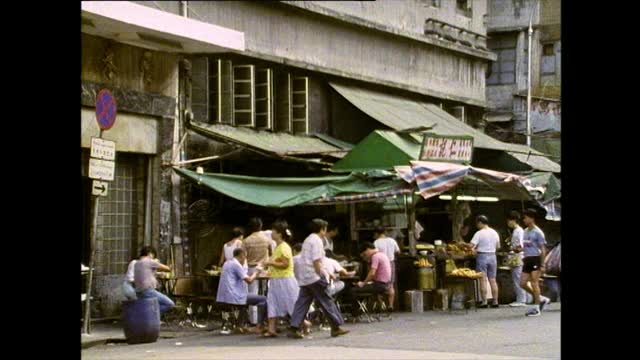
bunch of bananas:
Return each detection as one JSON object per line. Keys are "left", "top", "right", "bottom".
{"left": 447, "top": 243, "right": 475, "bottom": 256}
{"left": 450, "top": 268, "right": 482, "bottom": 278}
{"left": 414, "top": 258, "right": 433, "bottom": 268}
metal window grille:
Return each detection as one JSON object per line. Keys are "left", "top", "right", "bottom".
{"left": 93, "top": 153, "right": 145, "bottom": 276}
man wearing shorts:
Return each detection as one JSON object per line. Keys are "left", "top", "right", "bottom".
{"left": 520, "top": 209, "right": 551, "bottom": 317}
{"left": 373, "top": 227, "right": 400, "bottom": 311}
{"left": 467, "top": 215, "right": 500, "bottom": 308}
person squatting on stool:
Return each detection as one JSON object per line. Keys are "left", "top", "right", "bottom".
{"left": 373, "top": 227, "right": 400, "bottom": 310}
{"left": 133, "top": 246, "right": 175, "bottom": 314}
{"left": 345, "top": 242, "right": 392, "bottom": 318}
{"left": 216, "top": 248, "right": 268, "bottom": 333}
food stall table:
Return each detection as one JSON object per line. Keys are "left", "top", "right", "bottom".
{"left": 443, "top": 275, "right": 481, "bottom": 313}
{"left": 156, "top": 274, "right": 177, "bottom": 298}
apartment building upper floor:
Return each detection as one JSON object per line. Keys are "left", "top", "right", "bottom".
{"left": 133, "top": 0, "right": 496, "bottom": 108}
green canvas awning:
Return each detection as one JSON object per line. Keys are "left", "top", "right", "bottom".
{"left": 188, "top": 121, "right": 351, "bottom": 159}
{"left": 332, "top": 130, "right": 420, "bottom": 172}
{"left": 330, "top": 82, "right": 560, "bottom": 173}
{"left": 174, "top": 167, "right": 406, "bottom": 208}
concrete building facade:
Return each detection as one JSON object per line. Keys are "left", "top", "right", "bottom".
{"left": 485, "top": 0, "right": 561, "bottom": 161}
{"left": 81, "top": 1, "right": 245, "bottom": 319}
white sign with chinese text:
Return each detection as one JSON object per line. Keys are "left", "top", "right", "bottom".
{"left": 420, "top": 134, "right": 474, "bottom": 163}
{"left": 88, "top": 158, "right": 115, "bottom": 181}
{"left": 90, "top": 137, "right": 116, "bottom": 161}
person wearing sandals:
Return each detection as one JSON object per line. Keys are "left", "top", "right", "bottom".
{"left": 260, "top": 220, "right": 298, "bottom": 337}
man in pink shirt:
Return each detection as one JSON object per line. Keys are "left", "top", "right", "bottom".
{"left": 346, "top": 242, "right": 391, "bottom": 317}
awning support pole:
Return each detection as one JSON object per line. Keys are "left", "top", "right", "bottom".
{"left": 407, "top": 194, "right": 417, "bottom": 257}
{"left": 171, "top": 149, "right": 243, "bottom": 166}
{"left": 349, "top": 203, "right": 357, "bottom": 258}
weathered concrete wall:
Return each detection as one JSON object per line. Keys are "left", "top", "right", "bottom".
{"left": 539, "top": 0, "right": 560, "bottom": 28}
{"left": 82, "top": 33, "right": 179, "bottom": 318}
{"left": 136, "top": 1, "right": 488, "bottom": 106}
{"left": 81, "top": 34, "right": 180, "bottom": 98}
{"left": 132, "top": 0, "right": 180, "bottom": 15}
{"left": 286, "top": 0, "right": 488, "bottom": 37}
{"left": 81, "top": 108, "right": 158, "bottom": 154}
{"left": 487, "top": 0, "right": 539, "bottom": 31}
{"left": 513, "top": 96, "right": 561, "bottom": 134}
{"left": 486, "top": 84, "right": 515, "bottom": 111}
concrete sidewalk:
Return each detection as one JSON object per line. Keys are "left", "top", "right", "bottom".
{"left": 82, "top": 345, "right": 550, "bottom": 360}
{"left": 81, "top": 321, "right": 207, "bottom": 349}
{"left": 81, "top": 322, "right": 126, "bottom": 349}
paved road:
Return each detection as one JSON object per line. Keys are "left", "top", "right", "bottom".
{"left": 82, "top": 304, "right": 560, "bottom": 359}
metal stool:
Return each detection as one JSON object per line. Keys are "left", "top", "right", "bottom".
{"left": 217, "top": 303, "right": 247, "bottom": 335}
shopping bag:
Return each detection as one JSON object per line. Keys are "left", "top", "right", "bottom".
{"left": 544, "top": 243, "right": 561, "bottom": 275}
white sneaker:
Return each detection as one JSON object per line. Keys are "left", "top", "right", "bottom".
{"left": 539, "top": 297, "right": 551, "bottom": 311}
{"left": 509, "top": 302, "right": 526, "bottom": 307}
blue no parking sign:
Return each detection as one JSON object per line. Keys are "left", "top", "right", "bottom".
{"left": 95, "top": 89, "right": 117, "bottom": 130}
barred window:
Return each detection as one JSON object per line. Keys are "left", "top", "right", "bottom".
{"left": 487, "top": 33, "right": 517, "bottom": 85}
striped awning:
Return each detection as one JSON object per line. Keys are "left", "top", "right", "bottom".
{"left": 395, "top": 161, "right": 532, "bottom": 200}
{"left": 308, "top": 186, "right": 413, "bottom": 205}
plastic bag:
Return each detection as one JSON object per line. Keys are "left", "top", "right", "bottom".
{"left": 445, "top": 259, "right": 457, "bottom": 273}
{"left": 544, "top": 243, "right": 561, "bottom": 275}
{"left": 506, "top": 253, "right": 523, "bottom": 268}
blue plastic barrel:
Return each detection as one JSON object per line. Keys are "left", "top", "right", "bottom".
{"left": 121, "top": 297, "right": 160, "bottom": 344}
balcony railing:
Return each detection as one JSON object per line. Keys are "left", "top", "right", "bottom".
{"left": 424, "top": 18, "right": 487, "bottom": 51}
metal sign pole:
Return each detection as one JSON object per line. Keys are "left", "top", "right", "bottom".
{"left": 84, "top": 90, "right": 116, "bottom": 334}
{"left": 82, "top": 193, "right": 100, "bottom": 334}
{"left": 83, "top": 129, "right": 104, "bottom": 335}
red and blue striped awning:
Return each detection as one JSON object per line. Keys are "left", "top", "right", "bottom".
{"left": 395, "top": 161, "right": 531, "bottom": 200}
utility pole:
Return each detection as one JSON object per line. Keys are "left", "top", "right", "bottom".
{"left": 526, "top": 19, "right": 533, "bottom": 147}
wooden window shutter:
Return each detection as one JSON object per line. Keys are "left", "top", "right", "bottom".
{"left": 255, "top": 68, "right": 273, "bottom": 130}
{"left": 190, "top": 56, "right": 209, "bottom": 123}
{"left": 274, "top": 72, "right": 292, "bottom": 132}
{"left": 291, "top": 76, "right": 309, "bottom": 135}
{"left": 232, "top": 65, "right": 255, "bottom": 127}
{"left": 219, "top": 59, "right": 234, "bottom": 124}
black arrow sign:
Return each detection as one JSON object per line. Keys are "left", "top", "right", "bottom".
{"left": 94, "top": 184, "right": 106, "bottom": 193}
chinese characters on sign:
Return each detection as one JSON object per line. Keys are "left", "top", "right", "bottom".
{"left": 88, "top": 90, "right": 117, "bottom": 194}
{"left": 88, "top": 158, "right": 115, "bottom": 181}
{"left": 90, "top": 137, "right": 116, "bottom": 161}
{"left": 419, "top": 134, "right": 474, "bottom": 163}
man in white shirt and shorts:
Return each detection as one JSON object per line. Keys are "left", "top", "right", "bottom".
{"left": 466, "top": 215, "right": 501, "bottom": 308}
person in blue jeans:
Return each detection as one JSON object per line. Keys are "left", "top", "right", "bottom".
{"left": 134, "top": 246, "right": 175, "bottom": 314}
{"left": 506, "top": 211, "right": 528, "bottom": 307}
